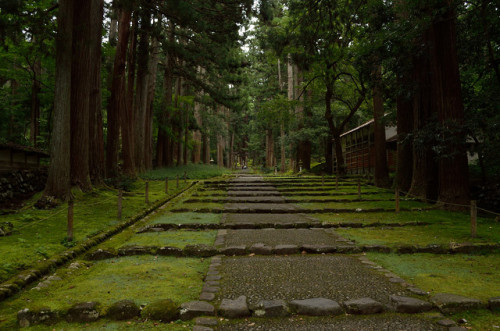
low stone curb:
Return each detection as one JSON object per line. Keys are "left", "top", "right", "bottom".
{"left": 136, "top": 221, "right": 431, "bottom": 233}
{"left": 84, "top": 242, "right": 500, "bottom": 261}
{"left": 170, "top": 207, "right": 427, "bottom": 214}
{"left": 185, "top": 198, "right": 397, "bottom": 204}
{"left": 192, "top": 191, "right": 383, "bottom": 197}
{"left": 0, "top": 182, "right": 198, "bottom": 303}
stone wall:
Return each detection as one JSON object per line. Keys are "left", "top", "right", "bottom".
{"left": 0, "top": 169, "right": 47, "bottom": 209}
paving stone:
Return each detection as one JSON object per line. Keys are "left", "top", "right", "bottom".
{"left": 203, "top": 286, "right": 220, "bottom": 293}
{"left": 249, "top": 243, "right": 273, "bottom": 255}
{"left": 253, "top": 300, "right": 289, "bottom": 317}
{"left": 193, "top": 326, "right": 213, "bottom": 331}
{"left": 205, "top": 275, "right": 222, "bottom": 281}
{"left": 343, "top": 298, "right": 384, "bottom": 315}
{"left": 390, "top": 295, "right": 434, "bottom": 313}
{"left": 118, "top": 245, "right": 152, "bottom": 256}
{"left": 431, "top": 293, "right": 484, "bottom": 314}
{"left": 184, "top": 245, "right": 218, "bottom": 257}
{"left": 274, "top": 244, "right": 299, "bottom": 255}
{"left": 219, "top": 296, "right": 251, "bottom": 318}
{"left": 199, "top": 292, "right": 216, "bottom": 301}
{"left": 437, "top": 319, "right": 457, "bottom": 327}
{"left": 86, "top": 248, "right": 117, "bottom": 260}
{"left": 195, "top": 317, "right": 218, "bottom": 326}
{"left": 205, "top": 280, "right": 220, "bottom": 286}
{"left": 221, "top": 246, "right": 247, "bottom": 256}
{"left": 448, "top": 327, "right": 468, "bottom": 331}
{"left": 157, "top": 246, "right": 183, "bottom": 256}
{"left": 300, "top": 244, "right": 337, "bottom": 254}
{"left": 179, "top": 301, "right": 215, "bottom": 320}
{"left": 17, "top": 308, "right": 58, "bottom": 327}
{"left": 408, "top": 287, "right": 429, "bottom": 296}
{"left": 66, "top": 302, "right": 100, "bottom": 322}
{"left": 488, "top": 297, "right": 500, "bottom": 312}
{"left": 289, "top": 298, "right": 343, "bottom": 316}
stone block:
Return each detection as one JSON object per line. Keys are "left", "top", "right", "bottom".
{"left": 431, "top": 293, "right": 484, "bottom": 314}
{"left": 390, "top": 295, "right": 433, "bottom": 313}
{"left": 253, "top": 300, "right": 289, "bottom": 317}
{"left": 66, "top": 302, "right": 100, "bottom": 323}
{"left": 106, "top": 300, "right": 140, "bottom": 320}
{"left": 290, "top": 298, "right": 343, "bottom": 316}
{"left": 343, "top": 298, "right": 384, "bottom": 315}
{"left": 179, "top": 301, "right": 215, "bottom": 320}
{"left": 219, "top": 296, "right": 250, "bottom": 318}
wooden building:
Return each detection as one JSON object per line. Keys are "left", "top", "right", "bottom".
{"left": 336, "top": 119, "right": 397, "bottom": 174}
{"left": 0, "top": 143, "right": 49, "bottom": 173}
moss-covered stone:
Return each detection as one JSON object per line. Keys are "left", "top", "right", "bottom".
{"left": 106, "top": 299, "right": 140, "bottom": 320}
{"left": 17, "top": 307, "right": 59, "bottom": 327}
{"left": 66, "top": 301, "right": 101, "bottom": 322}
{"left": 141, "top": 299, "right": 179, "bottom": 322}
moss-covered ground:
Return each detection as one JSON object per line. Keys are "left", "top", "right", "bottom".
{"left": 366, "top": 253, "right": 500, "bottom": 301}
{"left": 149, "top": 212, "right": 221, "bottom": 225}
{"left": 0, "top": 180, "right": 191, "bottom": 283}
{"left": 27, "top": 319, "right": 195, "bottom": 330}
{"left": 102, "top": 230, "right": 217, "bottom": 249}
{"left": 298, "top": 199, "right": 429, "bottom": 210}
{"left": 0, "top": 256, "right": 208, "bottom": 329}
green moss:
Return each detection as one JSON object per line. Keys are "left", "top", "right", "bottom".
{"left": 0, "top": 181, "right": 190, "bottom": 283}
{"left": 103, "top": 230, "right": 217, "bottom": 250}
{"left": 0, "top": 256, "right": 209, "bottom": 328}
{"left": 150, "top": 212, "right": 221, "bottom": 225}
{"left": 336, "top": 222, "right": 500, "bottom": 246}
{"left": 448, "top": 309, "right": 500, "bottom": 330}
{"left": 299, "top": 200, "right": 429, "bottom": 210}
{"left": 366, "top": 253, "right": 500, "bottom": 300}
{"left": 142, "top": 299, "right": 179, "bottom": 322}
{"left": 26, "top": 319, "right": 195, "bottom": 330}
{"left": 173, "top": 202, "right": 224, "bottom": 211}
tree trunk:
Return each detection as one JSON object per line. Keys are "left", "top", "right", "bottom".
{"left": 70, "top": 0, "right": 92, "bottom": 191}
{"left": 287, "top": 53, "right": 295, "bottom": 171}
{"left": 395, "top": 77, "right": 413, "bottom": 192}
{"left": 89, "top": 0, "right": 105, "bottom": 185}
{"left": 408, "top": 32, "right": 439, "bottom": 201}
{"left": 278, "top": 58, "right": 286, "bottom": 172}
{"left": 30, "top": 57, "right": 41, "bottom": 147}
{"left": 175, "top": 76, "right": 183, "bottom": 166}
{"left": 145, "top": 36, "right": 159, "bottom": 170}
{"left": 122, "top": 11, "right": 137, "bottom": 177}
{"left": 372, "top": 66, "right": 391, "bottom": 188}
{"left": 43, "top": 0, "right": 73, "bottom": 201}
{"left": 107, "top": 7, "right": 132, "bottom": 178}
{"left": 265, "top": 129, "right": 274, "bottom": 168}
{"left": 134, "top": 11, "right": 151, "bottom": 173}
{"left": 431, "top": 3, "right": 469, "bottom": 206}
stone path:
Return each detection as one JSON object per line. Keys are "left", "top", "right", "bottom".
{"left": 197, "top": 175, "right": 451, "bottom": 330}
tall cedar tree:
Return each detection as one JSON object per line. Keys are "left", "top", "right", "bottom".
{"left": 42, "top": 0, "right": 73, "bottom": 201}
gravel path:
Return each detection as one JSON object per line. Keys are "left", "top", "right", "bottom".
{"left": 216, "top": 315, "right": 444, "bottom": 331}
{"left": 218, "top": 255, "right": 410, "bottom": 306}
{"left": 223, "top": 228, "right": 352, "bottom": 246}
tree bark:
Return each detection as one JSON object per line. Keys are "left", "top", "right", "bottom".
{"left": 43, "top": 0, "right": 73, "bottom": 201}
{"left": 431, "top": 3, "right": 469, "bottom": 206}
{"left": 30, "top": 57, "right": 41, "bottom": 147}
{"left": 372, "top": 66, "right": 391, "bottom": 188}
{"left": 145, "top": 36, "right": 159, "bottom": 170}
{"left": 70, "top": 0, "right": 92, "bottom": 191}
{"left": 395, "top": 73, "right": 413, "bottom": 192}
{"left": 89, "top": 0, "right": 105, "bottom": 185}
{"left": 408, "top": 31, "right": 439, "bottom": 201}
{"left": 134, "top": 10, "right": 151, "bottom": 173}
{"left": 122, "top": 11, "right": 137, "bottom": 177}
{"left": 107, "top": 7, "right": 132, "bottom": 178}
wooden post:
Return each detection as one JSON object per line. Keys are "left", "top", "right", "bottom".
{"left": 184, "top": 171, "right": 187, "bottom": 183}
{"left": 176, "top": 174, "right": 179, "bottom": 188}
{"left": 165, "top": 178, "right": 169, "bottom": 194}
{"left": 117, "top": 189, "right": 123, "bottom": 220}
{"left": 357, "top": 178, "right": 361, "bottom": 200}
{"left": 471, "top": 200, "right": 477, "bottom": 238}
{"left": 145, "top": 181, "right": 150, "bottom": 204}
{"left": 395, "top": 188, "right": 400, "bottom": 213}
{"left": 67, "top": 199, "right": 74, "bottom": 241}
